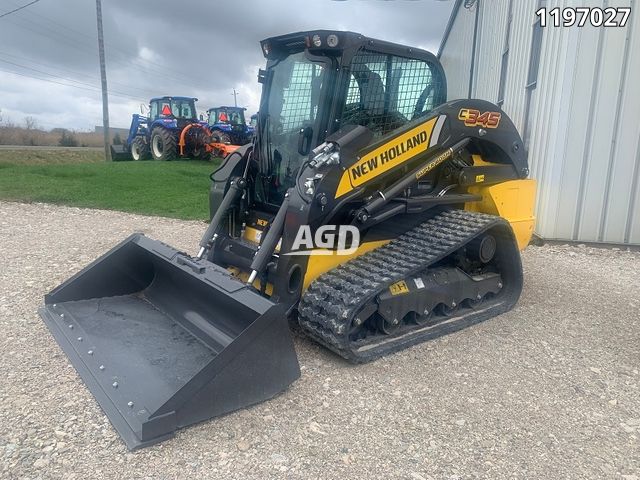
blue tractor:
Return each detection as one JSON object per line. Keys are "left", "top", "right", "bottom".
{"left": 111, "top": 96, "right": 206, "bottom": 161}
{"left": 206, "top": 106, "right": 255, "bottom": 146}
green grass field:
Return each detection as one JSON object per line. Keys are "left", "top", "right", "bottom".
{"left": 0, "top": 149, "right": 219, "bottom": 220}
{"left": 0, "top": 149, "right": 105, "bottom": 165}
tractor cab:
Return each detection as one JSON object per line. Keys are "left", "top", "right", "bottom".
{"left": 207, "top": 106, "right": 253, "bottom": 145}
{"left": 150, "top": 96, "right": 198, "bottom": 128}
{"left": 207, "top": 106, "right": 247, "bottom": 127}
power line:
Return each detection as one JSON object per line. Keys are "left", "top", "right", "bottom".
{"left": 0, "top": 66, "right": 106, "bottom": 93}
{"left": 6, "top": 15, "right": 208, "bottom": 91}
{"left": 0, "top": 1, "right": 221, "bottom": 124}
{"left": 0, "top": 58, "right": 147, "bottom": 101}
{"left": 0, "top": 57, "right": 108, "bottom": 90}
{"left": 0, "top": 51, "right": 164, "bottom": 98}
{"left": 0, "top": 14, "right": 200, "bottom": 97}
{"left": 4, "top": 0, "right": 211, "bottom": 89}
{"left": 0, "top": 67, "right": 146, "bottom": 102}
{"left": 0, "top": 0, "right": 40, "bottom": 19}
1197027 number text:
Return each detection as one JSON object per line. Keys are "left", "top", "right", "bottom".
{"left": 536, "top": 7, "right": 631, "bottom": 27}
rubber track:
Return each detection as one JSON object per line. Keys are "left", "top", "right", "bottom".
{"left": 298, "top": 210, "right": 516, "bottom": 362}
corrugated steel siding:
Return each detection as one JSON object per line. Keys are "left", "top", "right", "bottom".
{"left": 501, "top": 0, "right": 536, "bottom": 132}
{"left": 471, "top": 0, "right": 510, "bottom": 101}
{"left": 439, "top": 3, "right": 476, "bottom": 100}
{"left": 440, "top": 0, "right": 640, "bottom": 245}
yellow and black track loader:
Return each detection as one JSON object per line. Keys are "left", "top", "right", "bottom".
{"left": 39, "top": 30, "right": 536, "bottom": 449}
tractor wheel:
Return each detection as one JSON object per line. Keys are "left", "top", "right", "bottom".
{"left": 150, "top": 127, "right": 177, "bottom": 161}
{"left": 131, "top": 137, "right": 150, "bottom": 161}
{"left": 187, "top": 127, "right": 210, "bottom": 160}
{"left": 212, "top": 131, "right": 231, "bottom": 144}
{"left": 190, "top": 145, "right": 208, "bottom": 160}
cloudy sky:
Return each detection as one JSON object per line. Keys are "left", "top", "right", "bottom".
{"left": 0, "top": 0, "right": 454, "bottom": 131}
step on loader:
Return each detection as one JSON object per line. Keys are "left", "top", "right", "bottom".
{"left": 40, "top": 30, "right": 536, "bottom": 450}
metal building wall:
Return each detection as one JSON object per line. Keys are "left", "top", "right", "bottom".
{"left": 439, "top": 1, "right": 476, "bottom": 99}
{"left": 500, "top": 1, "right": 536, "bottom": 132}
{"left": 439, "top": 0, "right": 640, "bottom": 245}
{"left": 470, "top": 0, "right": 510, "bottom": 102}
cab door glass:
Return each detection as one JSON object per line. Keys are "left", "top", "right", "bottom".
{"left": 259, "top": 52, "right": 328, "bottom": 205}
{"left": 150, "top": 102, "right": 158, "bottom": 120}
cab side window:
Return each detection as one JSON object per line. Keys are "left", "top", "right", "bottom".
{"left": 340, "top": 50, "right": 445, "bottom": 137}
{"left": 150, "top": 102, "right": 158, "bottom": 120}
{"left": 279, "top": 60, "right": 325, "bottom": 133}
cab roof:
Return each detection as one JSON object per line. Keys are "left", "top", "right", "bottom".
{"left": 150, "top": 96, "right": 197, "bottom": 103}
{"left": 207, "top": 106, "right": 246, "bottom": 112}
{"left": 260, "top": 30, "right": 439, "bottom": 64}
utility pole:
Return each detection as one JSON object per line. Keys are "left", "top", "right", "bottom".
{"left": 95, "top": 0, "right": 111, "bottom": 161}
{"left": 231, "top": 88, "right": 238, "bottom": 107}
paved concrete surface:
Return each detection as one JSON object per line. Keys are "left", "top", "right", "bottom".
{"left": 0, "top": 201, "right": 638, "bottom": 479}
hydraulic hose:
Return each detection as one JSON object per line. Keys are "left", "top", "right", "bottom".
{"left": 197, "top": 177, "right": 246, "bottom": 259}
{"left": 246, "top": 191, "right": 290, "bottom": 285}
{"left": 354, "top": 138, "right": 471, "bottom": 223}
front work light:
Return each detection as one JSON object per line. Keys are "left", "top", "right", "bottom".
{"left": 326, "top": 34, "right": 339, "bottom": 47}
{"left": 312, "top": 35, "right": 322, "bottom": 47}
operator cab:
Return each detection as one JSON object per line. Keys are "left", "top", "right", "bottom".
{"left": 150, "top": 96, "right": 198, "bottom": 128}
{"left": 254, "top": 30, "right": 447, "bottom": 207}
{"left": 208, "top": 107, "right": 248, "bottom": 127}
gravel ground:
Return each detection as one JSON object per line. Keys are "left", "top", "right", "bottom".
{"left": 1, "top": 201, "right": 638, "bottom": 480}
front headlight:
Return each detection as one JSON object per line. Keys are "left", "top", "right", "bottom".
{"left": 326, "top": 34, "right": 339, "bottom": 48}
{"left": 312, "top": 35, "right": 322, "bottom": 47}
{"left": 304, "top": 178, "right": 315, "bottom": 196}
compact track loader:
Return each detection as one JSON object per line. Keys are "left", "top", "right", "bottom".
{"left": 40, "top": 31, "right": 536, "bottom": 449}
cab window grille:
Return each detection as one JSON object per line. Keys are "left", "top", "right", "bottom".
{"left": 341, "top": 50, "right": 445, "bottom": 137}
{"left": 279, "top": 62, "right": 324, "bottom": 132}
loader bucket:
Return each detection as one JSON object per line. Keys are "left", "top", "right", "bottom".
{"left": 110, "top": 144, "right": 132, "bottom": 161}
{"left": 39, "top": 234, "right": 300, "bottom": 450}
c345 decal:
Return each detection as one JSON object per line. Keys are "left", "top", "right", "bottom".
{"left": 458, "top": 109, "right": 501, "bottom": 129}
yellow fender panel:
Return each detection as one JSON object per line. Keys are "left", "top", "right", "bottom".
{"left": 227, "top": 267, "right": 274, "bottom": 296}
{"left": 227, "top": 240, "right": 390, "bottom": 296}
{"left": 303, "top": 240, "right": 389, "bottom": 291}
{"left": 466, "top": 179, "right": 537, "bottom": 250}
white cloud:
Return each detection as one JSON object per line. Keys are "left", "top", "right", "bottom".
{"left": 0, "top": 0, "right": 454, "bottom": 131}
